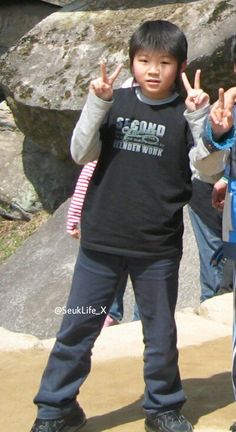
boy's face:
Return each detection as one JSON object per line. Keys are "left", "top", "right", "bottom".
{"left": 132, "top": 49, "right": 180, "bottom": 99}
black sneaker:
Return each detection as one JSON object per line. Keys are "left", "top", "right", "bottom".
{"left": 30, "top": 404, "right": 86, "bottom": 432}
{"left": 230, "top": 422, "right": 236, "bottom": 431}
{"left": 145, "top": 409, "right": 193, "bottom": 432}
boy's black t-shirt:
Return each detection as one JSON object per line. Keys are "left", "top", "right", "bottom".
{"left": 80, "top": 87, "right": 193, "bottom": 258}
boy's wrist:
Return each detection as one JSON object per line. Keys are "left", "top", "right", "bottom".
{"left": 184, "top": 103, "right": 210, "bottom": 118}
{"left": 221, "top": 175, "right": 229, "bottom": 184}
{"left": 88, "top": 90, "right": 114, "bottom": 104}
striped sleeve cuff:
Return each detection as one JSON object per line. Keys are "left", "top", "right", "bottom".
{"left": 204, "top": 121, "right": 235, "bottom": 151}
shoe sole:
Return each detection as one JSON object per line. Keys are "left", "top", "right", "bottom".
{"left": 145, "top": 423, "right": 161, "bottom": 432}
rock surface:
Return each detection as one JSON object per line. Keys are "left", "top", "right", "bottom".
{"left": 197, "top": 292, "right": 234, "bottom": 327}
{"left": 0, "top": 101, "right": 80, "bottom": 212}
{"left": 0, "top": 101, "right": 39, "bottom": 211}
{"left": 0, "top": 0, "right": 236, "bottom": 158}
{"left": 0, "top": 0, "right": 59, "bottom": 57}
{"left": 0, "top": 0, "right": 59, "bottom": 102}
{"left": 0, "top": 202, "right": 200, "bottom": 338}
{"left": 0, "top": 294, "right": 233, "bottom": 357}
{"left": 0, "top": 200, "right": 79, "bottom": 338}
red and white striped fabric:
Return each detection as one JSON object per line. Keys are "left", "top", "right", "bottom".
{"left": 66, "top": 161, "right": 97, "bottom": 233}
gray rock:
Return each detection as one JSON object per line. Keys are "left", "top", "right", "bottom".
{"left": 1, "top": 0, "right": 236, "bottom": 158}
{"left": 0, "top": 101, "right": 39, "bottom": 211}
{"left": 0, "top": 200, "right": 78, "bottom": 338}
{"left": 0, "top": 202, "right": 200, "bottom": 338}
{"left": 0, "top": 101, "right": 80, "bottom": 212}
{"left": 22, "top": 137, "right": 80, "bottom": 212}
{"left": 0, "top": 0, "right": 59, "bottom": 57}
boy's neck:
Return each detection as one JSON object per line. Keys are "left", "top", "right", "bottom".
{"left": 135, "top": 87, "right": 179, "bottom": 105}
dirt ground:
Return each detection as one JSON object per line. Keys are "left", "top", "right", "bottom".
{"left": 0, "top": 336, "right": 234, "bottom": 432}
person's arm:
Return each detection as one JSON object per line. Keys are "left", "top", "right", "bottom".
{"left": 71, "top": 63, "right": 122, "bottom": 165}
{"left": 71, "top": 92, "right": 112, "bottom": 165}
{"left": 185, "top": 105, "right": 230, "bottom": 176}
{"left": 182, "top": 71, "right": 231, "bottom": 176}
{"left": 67, "top": 161, "right": 97, "bottom": 238}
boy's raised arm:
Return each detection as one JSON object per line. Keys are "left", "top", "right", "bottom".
{"left": 71, "top": 63, "right": 122, "bottom": 165}
{"left": 183, "top": 70, "right": 230, "bottom": 177}
{"left": 209, "top": 87, "right": 235, "bottom": 140}
{"left": 182, "top": 69, "right": 210, "bottom": 112}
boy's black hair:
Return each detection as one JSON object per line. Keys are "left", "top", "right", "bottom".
{"left": 129, "top": 20, "right": 188, "bottom": 92}
{"left": 231, "top": 35, "right": 236, "bottom": 65}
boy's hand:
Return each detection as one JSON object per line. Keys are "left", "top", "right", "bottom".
{"left": 89, "top": 62, "right": 122, "bottom": 101}
{"left": 212, "top": 178, "right": 227, "bottom": 211}
{"left": 224, "top": 87, "right": 236, "bottom": 105}
{"left": 69, "top": 229, "right": 80, "bottom": 240}
{"left": 210, "top": 88, "right": 234, "bottom": 139}
{"left": 182, "top": 69, "right": 210, "bottom": 111}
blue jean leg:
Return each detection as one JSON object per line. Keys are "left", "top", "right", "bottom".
{"left": 34, "top": 247, "right": 126, "bottom": 420}
{"left": 133, "top": 302, "right": 140, "bottom": 321}
{"left": 188, "top": 206, "right": 224, "bottom": 302}
{"left": 129, "top": 254, "right": 185, "bottom": 414}
{"left": 34, "top": 249, "right": 185, "bottom": 419}
{"left": 108, "top": 269, "right": 128, "bottom": 321}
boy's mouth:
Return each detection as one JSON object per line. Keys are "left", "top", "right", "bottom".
{"left": 146, "top": 79, "right": 161, "bottom": 84}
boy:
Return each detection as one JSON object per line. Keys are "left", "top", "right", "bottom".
{"left": 30, "top": 20, "right": 194, "bottom": 432}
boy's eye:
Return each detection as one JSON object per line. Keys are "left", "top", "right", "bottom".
{"left": 161, "top": 61, "right": 171, "bottom": 65}
{"left": 138, "top": 58, "right": 149, "bottom": 63}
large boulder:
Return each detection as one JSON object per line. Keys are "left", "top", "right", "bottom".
{"left": 0, "top": 0, "right": 60, "bottom": 102}
{"left": 0, "top": 0, "right": 236, "bottom": 159}
{"left": 0, "top": 101, "right": 39, "bottom": 212}
{"left": 0, "top": 0, "right": 59, "bottom": 57}
{"left": 0, "top": 101, "right": 79, "bottom": 212}
{"left": 0, "top": 200, "right": 78, "bottom": 338}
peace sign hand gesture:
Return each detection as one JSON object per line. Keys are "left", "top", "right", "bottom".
{"left": 182, "top": 69, "right": 210, "bottom": 112}
{"left": 209, "top": 88, "right": 234, "bottom": 139}
{"left": 89, "top": 62, "right": 122, "bottom": 101}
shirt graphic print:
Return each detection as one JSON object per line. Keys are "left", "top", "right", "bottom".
{"left": 113, "top": 116, "right": 166, "bottom": 157}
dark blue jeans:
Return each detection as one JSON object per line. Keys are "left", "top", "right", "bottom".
{"left": 34, "top": 247, "right": 185, "bottom": 419}
{"left": 188, "top": 206, "right": 224, "bottom": 302}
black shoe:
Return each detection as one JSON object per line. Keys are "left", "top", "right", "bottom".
{"left": 30, "top": 404, "right": 86, "bottom": 432}
{"left": 230, "top": 422, "right": 236, "bottom": 431}
{"left": 145, "top": 410, "right": 193, "bottom": 432}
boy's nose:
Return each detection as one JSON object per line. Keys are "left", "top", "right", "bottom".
{"left": 148, "top": 64, "right": 160, "bottom": 74}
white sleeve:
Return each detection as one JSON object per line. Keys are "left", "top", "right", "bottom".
{"left": 71, "top": 91, "right": 113, "bottom": 165}
{"left": 184, "top": 105, "right": 229, "bottom": 176}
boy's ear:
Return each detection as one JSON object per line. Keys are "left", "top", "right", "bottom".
{"left": 180, "top": 60, "right": 187, "bottom": 73}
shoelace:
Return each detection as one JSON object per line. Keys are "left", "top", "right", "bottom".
{"left": 155, "top": 410, "right": 186, "bottom": 425}
{"left": 36, "top": 418, "right": 64, "bottom": 432}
